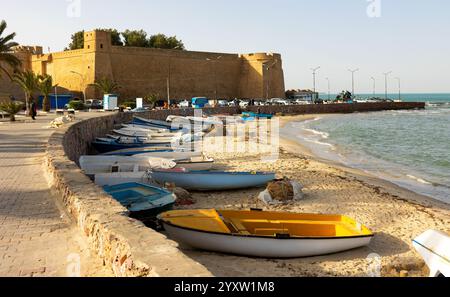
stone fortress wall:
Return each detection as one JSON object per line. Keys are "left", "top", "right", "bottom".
{"left": 1, "top": 30, "right": 285, "bottom": 102}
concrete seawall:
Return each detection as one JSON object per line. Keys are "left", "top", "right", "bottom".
{"left": 43, "top": 102, "right": 425, "bottom": 276}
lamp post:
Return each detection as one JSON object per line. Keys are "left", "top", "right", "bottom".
{"left": 70, "top": 71, "right": 86, "bottom": 103}
{"left": 166, "top": 45, "right": 182, "bottom": 108}
{"left": 348, "top": 68, "right": 359, "bottom": 99}
{"left": 325, "top": 77, "right": 330, "bottom": 101}
{"left": 371, "top": 77, "right": 376, "bottom": 98}
{"left": 383, "top": 71, "right": 392, "bottom": 101}
{"left": 264, "top": 60, "right": 278, "bottom": 100}
{"left": 206, "top": 56, "right": 222, "bottom": 102}
{"left": 54, "top": 84, "right": 59, "bottom": 111}
{"left": 311, "top": 66, "right": 320, "bottom": 102}
{"left": 395, "top": 77, "right": 401, "bottom": 101}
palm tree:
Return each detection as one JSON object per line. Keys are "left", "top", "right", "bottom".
{"left": 13, "top": 70, "right": 38, "bottom": 116}
{"left": 91, "top": 77, "right": 120, "bottom": 97}
{"left": 0, "top": 20, "right": 21, "bottom": 79}
{"left": 0, "top": 101, "right": 24, "bottom": 122}
{"left": 144, "top": 93, "right": 159, "bottom": 109}
{"left": 38, "top": 74, "right": 53, "bottom": 112}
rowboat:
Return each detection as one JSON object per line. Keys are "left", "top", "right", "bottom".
{"left": 79, "top": 155, "right": 213, "bottom": 173}
{"left": 132, "top": 117, "right": 182, "bottom": 131}
{"left": 158, "top": 209, "right": 374, "bottom": 258}
{"left": 122, "top": 124, "right": 170, "bottom": 132}
{"left": 150, "top": 169, "right": 275, "bottom": 191}
{"left": 92, "top": 138, "right": 172, "bottom": 154}
{"left": 103, "top": 147, "right": 203, "bottom": 159}
{"left": 95, "top": 171, "right": 154, "bottom": 187}
{"left": 104, "top": 182, "right": 176, "bottom": 217}
{"left": 79, "top": 155, "right": 176, "bottom": 175}
{"left": 413, "top": 230, "right": 450, "bottom": 277}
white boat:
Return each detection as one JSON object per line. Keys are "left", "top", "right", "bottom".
{"left": 79, "top": 155, "right": 176, "bottom": 175}
{"left": 159, "top": 209, "right": 374, "bottom": 258}
{"left": 95, "top": 171, "right": 154, "bottom": 187}
{"left": 113, "top": 129, "right": 166, "bottom": 138}
{"left": 80, "top": 155, "right": 213, "bottom": 174}
{"left": 413, "top": 230, "right": 450, "bottom": 277}
{"left": 122, "top": 124, "right": 170, "bottom": 132}
{"left": 106, "top": 134, "right": 175, "bottom": 143}
{"left": 103, "top": 147, "right": 203, "bottom": 159}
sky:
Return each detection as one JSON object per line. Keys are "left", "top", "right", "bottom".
{"left": 2, "top": 0, "right": 450, "bottom": 93}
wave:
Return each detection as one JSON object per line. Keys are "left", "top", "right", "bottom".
{"left": 406, "top": 175, "right": 433, "bottom": 185}
{"left": 302, "top": 128, "right": 330, "bottom": 139}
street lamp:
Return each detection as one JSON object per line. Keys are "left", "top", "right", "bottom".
{"left": 325, "top": 77, "right": 330, "bottom": 101}
{"left": 206, "top": 56, "right": 222, "bottom": 101}
{"left": 395, "top": 77, "right": 401, "bottom": 101}
{"left": 371, "top": 77, "right": 376, "bottom": 97}
{"left": 167, "top": 45, "right": 182, "bottom": 108}
{"left": 54, "top": 83, "right": 59, "bottom": 111}
{"left": 383, "top": 71, "right": 392, "bottom": 100}
{"left": 70, "top": 71, "right": 86, "bottom": 102}
{"left": 348, "top": 68, "right": 359, "bottom": 98}
{"left": 311, "top": 66, "right": 320, "bottom": 102}
{"left": 264, "top": 60, "right": 278, "bottom": 100}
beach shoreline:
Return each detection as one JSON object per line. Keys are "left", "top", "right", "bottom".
{"left": 176, "top": 114, "right": 450, "bottom": 277}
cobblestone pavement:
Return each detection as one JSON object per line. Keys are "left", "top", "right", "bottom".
{"left": 0, "top": 113, "right": 112, "bottom": 276}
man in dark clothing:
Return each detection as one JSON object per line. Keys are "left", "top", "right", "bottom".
{"left": 30, "top": 102, "right": 37, "bottom": 120}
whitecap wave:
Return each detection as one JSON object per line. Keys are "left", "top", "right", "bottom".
{"left": 406, "top": 175, "right": 433, "bottom": 185}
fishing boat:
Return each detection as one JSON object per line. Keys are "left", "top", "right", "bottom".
{"left": 79, "top": 155, "right": 176, "bottom": 175}
{"left": 92, "top": 138, "right": 172, "bottom": 154}
{"left": 413, "top": 230, "right": 450, "bottom": 277}
{"left": 104, "top": 182, "right": 176, "bottom": 217}
{"left": 122, "top": 124, "right": 170, "bottom": 132}
{"left": 150, "top": 169, "right": 275, "bottom": 191}
{"left": 158, "top": 209, "right": 374, "bottom": 258}
{"left": 132, "top": 117, "right": 182, "bottom": 131}
{"left": 103, "top": 148, "right": 203, "bottom": 159}
{"left": 106, "top": 134, "right": 175, "bottom": 143}
{"left": 175, "top": 156, "right": 215, "bottom": 171}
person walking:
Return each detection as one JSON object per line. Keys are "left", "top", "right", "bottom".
{"left": 30, "top": 101, "right": 37, "bottom": 120}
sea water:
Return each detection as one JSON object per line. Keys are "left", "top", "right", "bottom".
{"left": 282, "top": 95, "right": 450, "bottom": 203}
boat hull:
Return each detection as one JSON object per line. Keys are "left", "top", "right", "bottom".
{"left": 92, "top": 141, "right": 172, "bottom": 154}
{"left": 413, "top": 230, "right": 450, "bottom": 277}
{"left": 162, "top": 223, "right": 372, "bottom": 258}
{"left": 151, "top": 171, "right": 275, "bottom": 191}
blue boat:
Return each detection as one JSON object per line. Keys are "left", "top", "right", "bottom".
{"left": 242, "top": 112, "right": 273, "bottom": 120}
{"left": 103, "top": 182, "right": 176, "bottom": 217}
{"left": 150, "top": 169, "right": 276, "bottom": 191}
{"left": 92, "top": 138, "right": 172, "bottom": 154}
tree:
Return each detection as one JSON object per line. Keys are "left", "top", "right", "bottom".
{"left": 91, "top": 77, "right": 120, "bottom": 96}
{"left": 148, "top": 34, "right": 185, "bottom": 50}
{"left": 0, "top": 101, "right": 24, "bottom": 122}
{"left": 144, "top": 93, "right": 160, "bottom": 109}
{"left": 38, "top": 74, "right": 53, "bottom": 112}
{"left": 122, "top": 30, "right": 149, "bottom": 47}
{"left": 0, "top": 20, "right": 21, "bottom": 79}
{"left": 66, "top": 30, "right": 84, "bottom": 50}
{"left": 13, "top": 70, "right": 38, "bottom": 116}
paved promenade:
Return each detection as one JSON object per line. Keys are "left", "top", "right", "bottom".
{"left": 0, "top": 113, "right": 111, "bottom": 276}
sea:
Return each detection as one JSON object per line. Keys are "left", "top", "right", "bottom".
{"left": 281, "top": 93, "right": 450, "bottom": 204}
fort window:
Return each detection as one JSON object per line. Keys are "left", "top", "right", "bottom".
{"left": 100, "top": 44, "right": 103, "bottom": 49}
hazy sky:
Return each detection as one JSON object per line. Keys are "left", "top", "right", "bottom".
{"left": 2, "top": 0, "right": 450, "bottom": 93}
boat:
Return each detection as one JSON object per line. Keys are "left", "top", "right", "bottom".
{"left": 413, "top": 230, "right": 450, "bottom": 277}
{"left": 92, "top": 138, "right": 172, "bottom": 154}
{"left": 79, "top": 155, "right": 176, "bottom": 175}
{"left": 121, "top": 124, "right": 170, "bottom": 132}
{"left": 103, "top": 148, "right": 203, "bottom": 159}
{"left": 158, "top": 209, "right": 374, "bottom": 258}
{"left": 242, "top": 112, "right": 273, "bottom": 120}
{"left": 104, "top": 182, "right": 176, "bottom": 217}
{"left": 132, "top": 117, "right": 182, "bottom": 131}
{"left": 106, "top": 134, "right": 175, "bottom": 143}
{"left": 175, "top": 156, "right": 215, "bottom": 171}
{"left": 80, "top": 155, "right": 213, "bottom": 173}
{"left": 150, "top": 169, "right": 275, "bottom": 191}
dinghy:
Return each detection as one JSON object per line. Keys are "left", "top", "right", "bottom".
{"left": 149, "top": 169, "right": 275, "bottom": 191}
{"left": 80, "top": 155, "right": 213, "bottom": 174}
{"left": 106, "top": 134, "right": 175, "bottom": 143}
{"left": 92, "top": 138, "right": 172, "bottom": 154}
{"left": 104, "top": 182, "right": 176, "bottom": 217}
{"left": 132, "top": 117, "right": 182, "bottom": 131}
{"left": 413, "top": 230, "right": 450, "bottom": 277}
{"left": 79, "top": 155, "right": 176, "bottom": 175}
{"left": 103, "top": 147, "right": 203, "bottom": 159}
{"left": 158, "top": 209, "right": 374, "bottom": 258}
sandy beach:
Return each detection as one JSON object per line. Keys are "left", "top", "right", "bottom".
{"left": 172, "top": 115, "right": 450, "bottom": 277}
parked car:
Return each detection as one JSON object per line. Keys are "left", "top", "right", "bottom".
{"left": 179, "top": 100, "right": 190, "bottom": 108}
{"left": 85, "top": 99, "right": 103, "bottom": 109}
{"left": 217, "top": 100, "right": 229, "bottom": 107}
{"left": 239, "top": 100, "right": 250, "bottom": 108}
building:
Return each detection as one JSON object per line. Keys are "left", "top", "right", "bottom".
{"left": 285, "top": 89, "right": 319, "bottom": 102}
{"left": 0, "top": 30, "right": 285, "bottom": 102}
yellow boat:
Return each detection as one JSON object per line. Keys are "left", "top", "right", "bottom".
{"left": 159, "top": 209, "right": 374, "bottom": 258}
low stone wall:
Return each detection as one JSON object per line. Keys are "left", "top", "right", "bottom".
{"left": 45, "top": 113, "right": 213, "bottom": 277}
{"left": 245, "top": 102, "right": 425, "bottom": 114}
